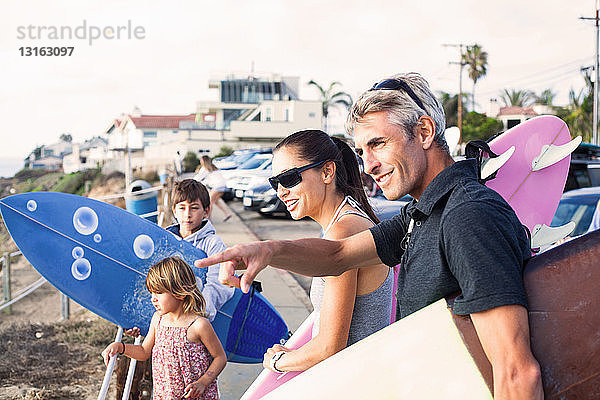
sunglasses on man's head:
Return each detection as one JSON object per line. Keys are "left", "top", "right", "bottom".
{"left": 370, "top": 78, "right": 427, "bottom": 111}
{"left": 268, "top": 159, "right": 329, "bottom": 190}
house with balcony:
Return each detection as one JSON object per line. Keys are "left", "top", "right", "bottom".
{"left": 104, "top": 74, "right": 323, "bottom": 174}
{"left": 194, "top": 73, "right": 322, "bottom": 147}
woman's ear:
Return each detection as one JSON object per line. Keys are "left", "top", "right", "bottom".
{"left": 322, "top": 161, "right": 336, "bottom": 184}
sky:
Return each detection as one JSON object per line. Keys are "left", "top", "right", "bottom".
{"left": 0, "top": 0, "right": 597, "bottom": 177}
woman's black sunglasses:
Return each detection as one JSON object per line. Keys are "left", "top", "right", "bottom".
{"left": 370, "top": 78, "right": 427, "bottom": 111}
{"left": 268, "top": 159, "right": 329, "bottom": 190}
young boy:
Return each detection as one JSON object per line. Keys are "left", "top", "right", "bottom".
{"left": 166, "top": 179, "right": 234, "bottom": 321}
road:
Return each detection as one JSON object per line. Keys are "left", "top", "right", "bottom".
{"left": 227, "top": 199, "right": 321, "bottom": 299}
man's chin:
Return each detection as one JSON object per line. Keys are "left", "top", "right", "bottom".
{"left": 381, "top": 188, "right": 403, "bottom": 201}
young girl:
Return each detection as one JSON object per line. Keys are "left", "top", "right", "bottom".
{"left": 102, "top": 257, "right": 227, "bottom": 400}
{"left": 263, "top": 129, "right": 393, "bottom": 373}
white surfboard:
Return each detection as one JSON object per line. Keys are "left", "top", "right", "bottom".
{"left": 264, "top": 299, "right": 491, "bottom": 399}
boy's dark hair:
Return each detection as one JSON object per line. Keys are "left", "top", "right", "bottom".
{"left": 172, "top": 179, "right": 210, "bottom": 209}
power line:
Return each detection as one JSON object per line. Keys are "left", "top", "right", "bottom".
{"left": 495, "top": 57, "right": 591, "bottom": 86}
{"left": 476, "top": 67, "right": 584, "bottom": 97}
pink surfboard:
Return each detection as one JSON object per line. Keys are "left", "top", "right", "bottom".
{"left": 485, "top": 115, "right": 572, "bottom": 234}
{"left": 242, "top": 312, "right": 316, "bottom": 399}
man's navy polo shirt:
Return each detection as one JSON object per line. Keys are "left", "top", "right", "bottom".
{"left": 370, "top": 159, "right": 530, "bottom": 319}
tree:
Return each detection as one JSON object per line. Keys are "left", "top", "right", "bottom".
{"left": 60, "top": 133, "right": 73, "bottom": 142}
{"left": 182, "top": 151, "right": 200, "bottom": 173}
{"left": 307, "top": 80, "right": 353, "bottom": 133}
{"left": 461, "top": 111, "right": 504, "bottom": 143}
{"left": 439, "top": 91, "right": 470, "bottom": 128}
{"left": 214, "top": 146, "right": 234, "bottom": 159}
{"left": 536, "top": 89, "right": 556, "bottom": 106}
{"left": 462, "top": 44, "right": 488, "bottom": 111}
{"left": 499, "top": 89, "right": 535, "bottom": 107}
{"left": 555, "top": 68, "right": 594, "bottom": 142}
{"left": 557, "top": 89, "right": 593, "bottom": 143}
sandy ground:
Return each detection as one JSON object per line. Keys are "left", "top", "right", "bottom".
{"left": 0, "top": 254, "right": 120, "bottom": 400}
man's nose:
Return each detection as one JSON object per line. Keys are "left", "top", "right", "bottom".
{"left": 362, "top": 153, "right": 380, "bottom": 175}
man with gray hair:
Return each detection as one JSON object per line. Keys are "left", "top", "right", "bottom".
{"left": 197, "top": 72, "right": 543, "bottom": 399}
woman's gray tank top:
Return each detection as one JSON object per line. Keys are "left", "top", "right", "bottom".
{"left": 310, "top": 196, "right": 393, "bottom": 346}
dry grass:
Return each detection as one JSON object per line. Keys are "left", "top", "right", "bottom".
{"left": 0, "top": 316, "right": 121, "bottom": 400}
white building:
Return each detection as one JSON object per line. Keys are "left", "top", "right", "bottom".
{"left": 105, "top": 74, "right": 323, "bottom": 174}
{"left": 62, "top": 137, "right": 110, "bottom": 173}
{"left": 25, "top": 139, "right": 73, "bottom": 170}
{"left": 488, "top": 99, "right": 556, "bottom": 130}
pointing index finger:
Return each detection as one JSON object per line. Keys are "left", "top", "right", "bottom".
{"left": 194, "top": 252, "right": 228, "bottom": 268}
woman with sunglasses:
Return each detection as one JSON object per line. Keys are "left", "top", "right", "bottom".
{"left": 263, "top": 129, "right": 393, "bottom": 374}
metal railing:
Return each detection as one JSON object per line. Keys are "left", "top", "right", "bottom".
{"left": 0, "top": 251, "right": 70, "bottom": 318}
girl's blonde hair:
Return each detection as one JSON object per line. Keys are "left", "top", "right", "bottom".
{"left": 145, "top": 257, "right": 207, "bottom": 317}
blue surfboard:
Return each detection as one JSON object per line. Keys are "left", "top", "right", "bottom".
{"left": 0, "top": 192, "right": 289, "bottom": 364}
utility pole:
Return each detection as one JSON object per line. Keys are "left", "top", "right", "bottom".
{"left": 443, "top": 43, "right": 470, "bottom": 143}
{"left": 581, "top": 1, "right": 600, "bottom": 145}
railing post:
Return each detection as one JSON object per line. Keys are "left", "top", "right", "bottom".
{"left": 61, "top": 293, "right": 70, "bottom": 320}
{"left": 2, "top": 252, "right": 12, "bottom": 314}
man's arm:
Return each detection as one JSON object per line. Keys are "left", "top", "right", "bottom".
{"left": 470, "top": 305, "right": 543, "bottom": 399}
{"left": 195, "top": 229, "right": 380, "bottom": 293}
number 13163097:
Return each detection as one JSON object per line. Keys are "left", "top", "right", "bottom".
{"left": 19, "top": 47, "right": 74, "bottom": 56}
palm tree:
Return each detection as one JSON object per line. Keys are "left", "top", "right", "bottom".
{"left": 462, "top": 44, "right": 488, "bottom": 112}
{"left": 307, "top": 80, "right": 353, "bottom": 133}
{"left": 499, "top": 89, "right": 535, "bottom": 107}
{"left": 438, "top": 91, "right": 470, "bottom": 128}
{"left": 561, "top": 89, "right": 593, "bottom": 142}
{"left": 536, "top": 89, "right": 556, "bottom": 106}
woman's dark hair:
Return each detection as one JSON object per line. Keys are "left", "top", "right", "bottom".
{"left": 274, "top": 129, "right": 379, "bottom": 223}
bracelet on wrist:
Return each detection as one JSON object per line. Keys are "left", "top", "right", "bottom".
{"left": 270, "top": 351, "right": 286, "bottom": 373}
{"left": 119, "top": 342, "right": 125, "bottom": 355}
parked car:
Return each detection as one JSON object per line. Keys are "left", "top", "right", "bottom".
{"left": 243, "top": 180, "right": 412, "bottom": 220}
{"left": 222, "top": 153, "right": 273, "bottom": 199}
{"left": 369, "top": 195, "right": 412, "bottom": 221}
{"left": 550, "top": 186, "right": 600, "bottom": 238}
{"left": 213, "top": 149, "right": 271, "bottom": 170}
{"left": 243, "top": 182, "right": 288, "bottom": 216}
{"left": 564, "top": 142, "right": 600, "bottom": 192}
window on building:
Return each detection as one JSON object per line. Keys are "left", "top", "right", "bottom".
{"left": 172, "top": 130, "right": 178, "bottom": 134}
{"left": 143, "top": 131, "right": 157, "bottom": 138}
{"left": 265, "top": 108, "right": 272, "bottom": 122}
{"left": 309, "top": 112, "right": 316, "bottom": 118}
{"left": 507, "top": 119, "right": 520, "bottom": 129}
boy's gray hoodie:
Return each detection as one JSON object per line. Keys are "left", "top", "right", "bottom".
{"left": 166, "top": 219, "right": 234, "bottom": 321}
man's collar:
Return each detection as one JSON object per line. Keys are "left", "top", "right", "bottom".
{"left": 409, "top": 159, "right": 478, "bottom": 218}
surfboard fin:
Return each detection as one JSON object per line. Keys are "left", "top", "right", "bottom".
{"left": 530, "top": 222, "right": 576, "bottom": 251}
{"left": 480, "top": 146, "right": 515, "bottom": 180}
{"left": 531, "top": 136, "right": 582, "bottom": 172}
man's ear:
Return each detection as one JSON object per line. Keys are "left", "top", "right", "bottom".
{"left": 204, "top": 205, "right": 211, "bottom": 216}
{"left": 322, "top": 161, "right": 337, "bottom": 184}
{"left": 418, "top": 116, "right": 436, "bottom": 150}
